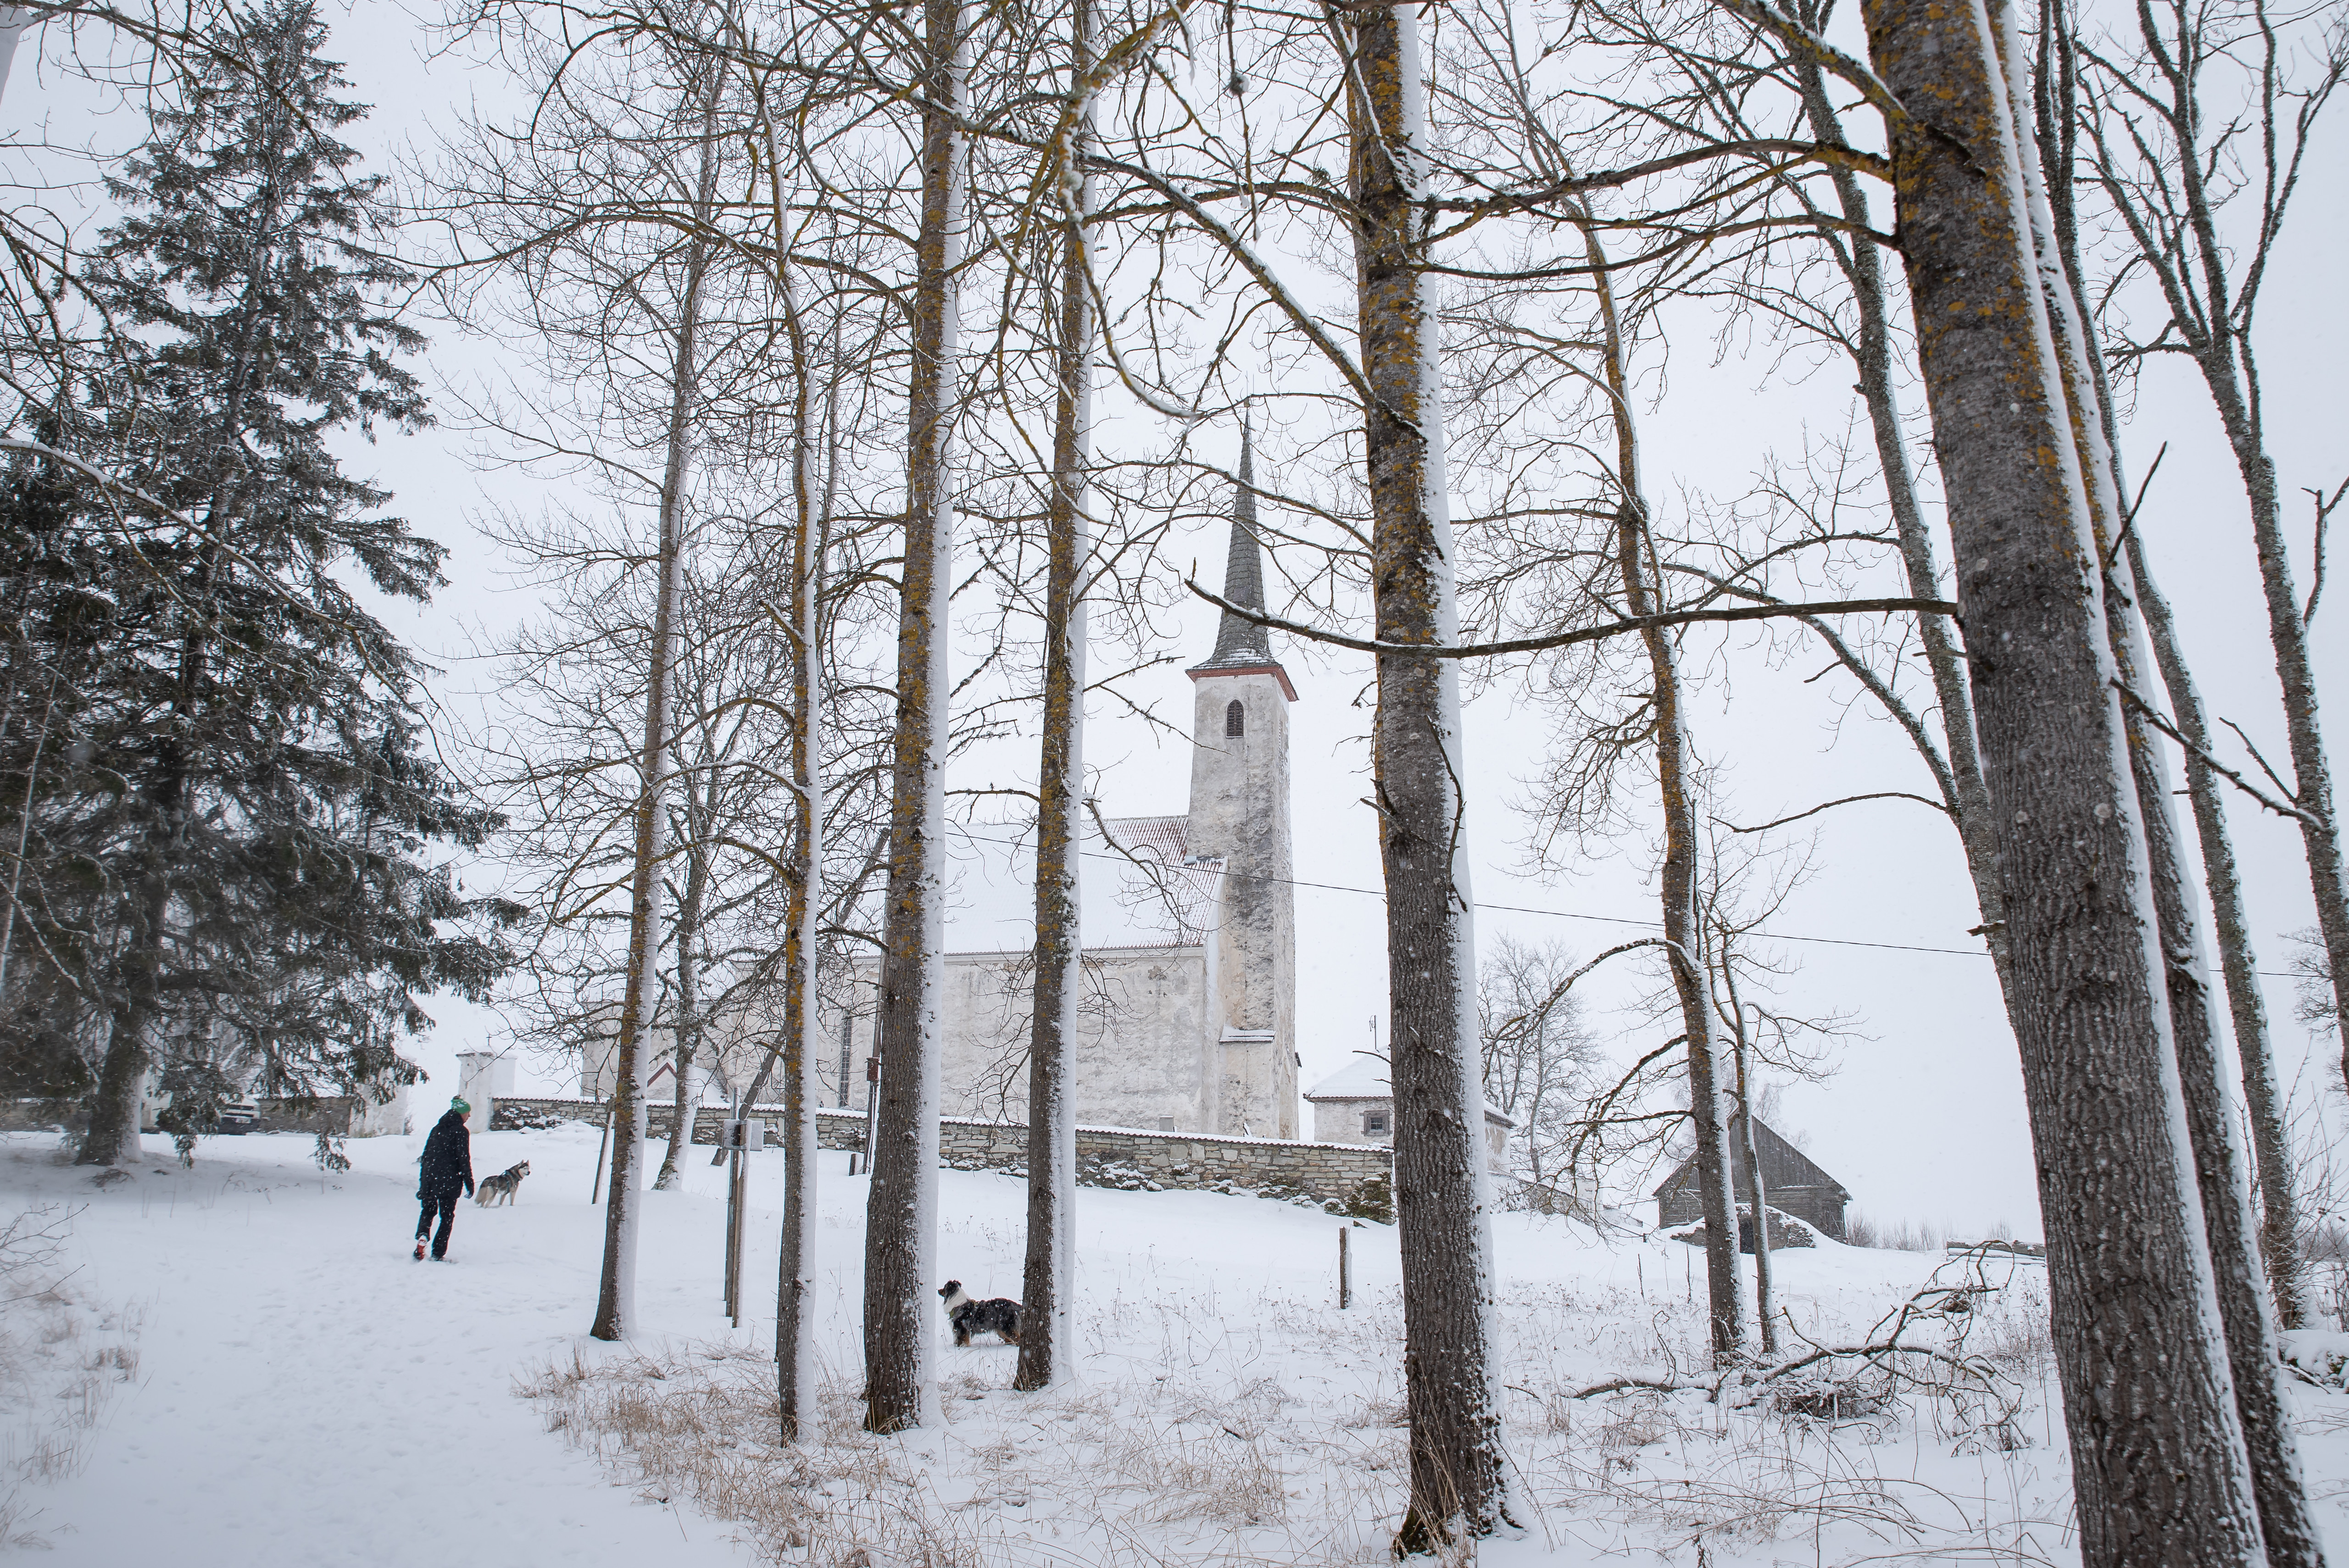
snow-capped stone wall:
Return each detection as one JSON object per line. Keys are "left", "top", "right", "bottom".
{"left": 490, "top": 1099, "right": 1394, "bottom": 1218}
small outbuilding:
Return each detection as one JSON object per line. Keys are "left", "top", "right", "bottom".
{"left": 1652, "top": 1115, "right": 1849, "bottom": 1242}
{"left": 1303, "top": 1055, "right": 1515, "bottom": 1171}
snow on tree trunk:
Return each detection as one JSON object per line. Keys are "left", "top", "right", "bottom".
{"left": 1015, "top": 0, "right": 1091, "bottom": 1396}
{"left": 2000, "top": 25, "right": 2321, "bottom": 1551}
{"left": 2025, "top": 6, "right": 2308, "bottom": 1331}
{"left": 777, "top": 255, "right": 825, "bottom": 1439}
{"left": 1859, "top": 0, "right": 2267, "bottom": 1558}
{"left": 589, "top": 73, "right": 719, "bottom": 1344}
{"left": 863, "top": 0, "right": 963, "bottom": 1435}
{"left": 655, "top": 810, "right": 710, "bottom": 1191}
{"left": 82, "top": 1003, "right": 151, "bottom": 1166}
{"left": 1794, "top": 59, "right": 2015, "bottom": 1004}
{"left": 2127, "top": 533, "right": 2305, "bottom": 1325}
{"left": 1346, "top": 5, "right": 1508, "bottom": 1550}
{"left": 1731, "top": 1018, "right": 1776, "bottom": 1356}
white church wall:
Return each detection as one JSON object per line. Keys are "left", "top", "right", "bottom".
{"left": 841, "top": 946, "right": 1217, "bottom": 1133}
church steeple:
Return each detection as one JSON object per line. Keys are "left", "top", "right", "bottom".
{"left": 1181, "top": 417, "right": 1298, "bottom": 1138}
{"left": 1190, "top": 423, "right": 1296, "bottom": 698}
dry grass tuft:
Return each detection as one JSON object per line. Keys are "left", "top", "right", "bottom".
{"left": 0, "top": 1204, "right": 141, "bottom": 1548}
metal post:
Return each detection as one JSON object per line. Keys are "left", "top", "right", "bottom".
{"left": 837, "top": 1009, "right": 853, "bottom": 1109}
{"left": 590, "top": 1102, "right": 613, "bottom": 1203}
{"left": 728, "top": 1142, "right": 750, "bottom": 1328}
{"left": 1338, "top": 1225, "right": 1352, "bottom": 1309}
{"left": 859, "top": 1052, "right": 880, "bottom": 1175}
{"left": 721, "top": 1092, "right": 745, "bottom": 1313}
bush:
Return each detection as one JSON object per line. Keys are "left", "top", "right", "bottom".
{"left": 1844, "top": 1212, "right": 1944, "bottom": 1251}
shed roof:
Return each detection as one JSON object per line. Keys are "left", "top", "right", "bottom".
{"left": 1652, "top": 1115, "right": 1848, "bottom": 1200}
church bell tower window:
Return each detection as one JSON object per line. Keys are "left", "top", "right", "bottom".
{"left": 1225, "top": 700, "right": 1246, "bottom": 738}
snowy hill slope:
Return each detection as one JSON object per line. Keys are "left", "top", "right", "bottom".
{"left": 6, "top": 1124, "right": 2348, "bottom": 1565}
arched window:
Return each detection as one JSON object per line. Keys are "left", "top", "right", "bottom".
{"left": 1225, "top": 700, "right": 1246, "bottom": 738}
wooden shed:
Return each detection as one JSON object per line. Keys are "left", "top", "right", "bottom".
{"left": 1653, "top": 1116, "right": 1849, "bottom": 1242}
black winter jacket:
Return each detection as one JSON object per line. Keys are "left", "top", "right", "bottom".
{"left": 418, "top": 1111, "right": 474, "bottom": 1198}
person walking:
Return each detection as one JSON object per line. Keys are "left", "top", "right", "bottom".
{"left": 415, "top": 1097, "right": 476, "bottom": 1261}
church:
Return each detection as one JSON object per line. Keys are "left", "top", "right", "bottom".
{"left": 583, "top": 442, "right": 1305, "bottom": 1138}
{"left": 848, "top": 438, "right": 1303, "bottom": 1138}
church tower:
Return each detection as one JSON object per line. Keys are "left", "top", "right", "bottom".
{"left": 1185, "top": 428, "right": 1298, "bottom": 1137}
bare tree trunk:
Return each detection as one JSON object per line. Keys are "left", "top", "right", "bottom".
{"left": 1620, "top": 510, "right": 1742, "bottom": 1365}
{"left": 777, "top": 260, "right": 825, "bottom": 1442}
{"left": 2072, "top": 0, "right": 2349, "bottom": 1073}
{"left": 1727, "top": 996, "right": 1776, "bottom": 1356}
{"left": 1856, "top": 0, "right": 2266, "bottom": 1558}
{"left": 588, "top": 71, "right": 721, "bottom": 1344}
{"left": 2112, "top": 557, "right": 2325, "bottom": 1568}
{"left": 2128, "top": 536, "right": 2306, "bottom": 1324}
{"left": 1015, "top": 0, "right": 1092, "bottom": 1396}
{"left": 2004, "top": 25, "right": 2321, "bottom": 1553}
{"left": 1574, "top": 212, "right": 1744, "bottom": 1365}
{"left": 2027, "top": 0, "right": 2307, "bottom": 1329}
{"left": 1792, "top": 53, "right": 2015, "bottom": 1002}
{"left": 863, "top": 0, "right": 964, "bottom": 1435}
{"left": 1347, "top": 4, "right": 1507, "bottom": 1550}
{"left": 655, "top": 808, "right": 711, "bottom": 1190}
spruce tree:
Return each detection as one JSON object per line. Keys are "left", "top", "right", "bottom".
{"left": 2, "top": 0, "right": 513, "bottom": 1165}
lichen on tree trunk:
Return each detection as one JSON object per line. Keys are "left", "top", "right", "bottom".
{"left": 1345, "top": 1, "right": 1508, "bottom": 1549}
{"left": 1858, "top": 0, "right": 2268, "bottom": 1557}
{"left": 863, "top": 0, "right": 964, "bottom": 1435}
{"left": 1016, "top": 0, "right": 1092, "bottom": 1395}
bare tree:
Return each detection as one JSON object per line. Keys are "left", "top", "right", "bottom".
{"left": 2071, "top": 0, "right": 2349, "bottom": 1082}
{"left": 2031, "top": 0, "right": 2308, "bottom": 1328}
{"left": 1344, "top": 0, "right": 1510, "bottom": 1546}
{"left": 1013, "top": 0, "right": 1093, "bottom": 1396}
{"left": 1476, "top": 934, "right": 1600, "bottom": 1193}
{"left": 863, "top": 0, "right": 967, "bottom": 1436}
{"left": 1853, "top": 0, "right": 2266, "bottom": 1557}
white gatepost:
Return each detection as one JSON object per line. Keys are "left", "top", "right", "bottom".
{"left": 455, "top": 1052, "right": 502, "bottom": 1137}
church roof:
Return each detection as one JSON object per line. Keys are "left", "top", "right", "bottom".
{"left": 1189, "top": 423, "right": 1294, "bottom": 696}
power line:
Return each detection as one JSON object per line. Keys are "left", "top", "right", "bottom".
{"left": 948, "top": 823, "right": 2312, "bottom": 979}
{"left": 950, "top": 824, "right": 1991, "bottom": 961}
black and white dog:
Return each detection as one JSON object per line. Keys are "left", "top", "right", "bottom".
{"left": 476, "top": 1161, "right": 530, "bottom": 1206}
{"left": 939, "top": 1280, "right": 1022, "bottom": 1346}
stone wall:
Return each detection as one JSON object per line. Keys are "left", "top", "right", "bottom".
{"left": 490, "top": 1098, "right": 1394, "bottom": 1220}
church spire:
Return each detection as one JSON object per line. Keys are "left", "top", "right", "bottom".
{"left": 1201, "top": 421, "right": 1278, "bottom": 669}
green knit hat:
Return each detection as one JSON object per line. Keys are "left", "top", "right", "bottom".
{"left": 450, "top": 1096, "right": 472, "bottom": 1115}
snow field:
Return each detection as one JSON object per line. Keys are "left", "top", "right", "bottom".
{"left": 9, "top": 1123, "right": 2349, "bottom": 1565}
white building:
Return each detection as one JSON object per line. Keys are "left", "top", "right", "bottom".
{"left": 844, "top": 434, "right": 1301, "bottom": 1138}
{"left": 590, "top": 435, "right": 1303, "bottom": 1139}
{"left": 1303, "top": 1053, "right": 1516, "bottom": 1171}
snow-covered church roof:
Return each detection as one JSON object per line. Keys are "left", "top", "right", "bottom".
{"left": 1305, "top": 1053, "right": 1516, "bottom": 1128}
{"left": 940, "top": 814, "right": 1222, "bottom": 955}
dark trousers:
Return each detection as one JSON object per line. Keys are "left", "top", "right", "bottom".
{"left": 417, "top": 1190, "right": 459, "bottom": 1257}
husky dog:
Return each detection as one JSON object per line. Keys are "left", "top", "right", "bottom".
{"left": 939, "top": 1280, "right": 1022, "bottom": 1346}
{"left": 476, "top": 1161, "right": 531, "bottom": 1207}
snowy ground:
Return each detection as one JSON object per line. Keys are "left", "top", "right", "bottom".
{"left": 6, "top": 1124, "right": 2349, "bottom": 1565}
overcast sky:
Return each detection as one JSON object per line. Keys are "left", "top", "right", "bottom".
{"left": 18, "top": 0, "right": 2343, "bottom": 1236}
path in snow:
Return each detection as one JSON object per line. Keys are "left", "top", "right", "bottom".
{"left": 6, "top": 1127, "right": 759, "bottom": 1567}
